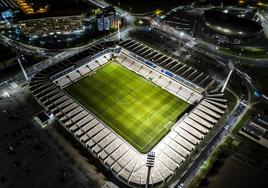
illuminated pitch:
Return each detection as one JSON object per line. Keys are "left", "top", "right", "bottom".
{"left": 65, "top": 62, "right": 189, "bottom": 153}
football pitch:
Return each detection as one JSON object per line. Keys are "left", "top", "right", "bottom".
{"left": 65, "top": 62, "right": 189, "bottom": 153}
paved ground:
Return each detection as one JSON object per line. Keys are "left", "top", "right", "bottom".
{"left": 0, "top": 84, "right": 104, "bottom": 188}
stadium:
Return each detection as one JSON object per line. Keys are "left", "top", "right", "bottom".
{"left": 202, "top": 9, "right": 263, "bottom": 44}
{"left": 29, "top": 40, "right": 227, "bottom": 187}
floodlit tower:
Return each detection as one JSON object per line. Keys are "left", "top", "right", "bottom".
{"left": 17, "top": 56, "right": 29, "bottom": 81}
{"left": 145, "top": 151, "right": 155, "bottom": 188}
{"left": 179, "top": 32, "right": 184, "bottom": 48}
{"left": 192, "top": 20, "right": 197, "bottom": 37}
{"left": 221, "top": 62, "right": 234, "bottom": 93}
{"left": 118, "top": 20, "right": 121, "bottom": 41}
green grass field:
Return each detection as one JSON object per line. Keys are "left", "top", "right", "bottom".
{"left": 65, "top": 62, "right": 189, "bottom": 153}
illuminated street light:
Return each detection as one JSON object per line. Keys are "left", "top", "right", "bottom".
{"left": 154, "top": 9, "right": 163, "bottom": 16}
{"left": 1, "top": 90, "right": 10, "bottom": 98}
{"left": 138, "top": 19, "right": 144, "bottom": 25}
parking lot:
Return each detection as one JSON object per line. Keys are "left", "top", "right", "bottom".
{"left": 0, "top": 85, "right": 91, "bottom": 188}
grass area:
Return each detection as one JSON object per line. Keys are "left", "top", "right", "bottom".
{"left": 188, "top": 137, "right": 233, "bottom": 188}
{"left": 232, "top": 110, "right": 254, "bottom": 134}
{"left": 219, "top": 47, "right": 268, "bottom": 59}
{"left": 65, "top": 62, "right": 189, "bottom": 153}
{"left": 249, "top": 67, "right": 268, "bottom": 97}
{"left": 251, "top": 102, "right": 268, "bottom": 114}
{"left": 228, "top": 74, "right": 243, "bottom": 99}
{"left": 188, "top": 148, "right": 220, "bottom": 188}
{"left": 225, "top": 89, "right": 238, "bottom": 113}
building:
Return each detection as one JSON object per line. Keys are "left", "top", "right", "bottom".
{"left": 240, "top": 115, "right": 268, "bottom": 148}
{"left": 1, "top": 9, "right": 14, "bottom": 19}
{"left": 97, "top": 6, "right": 116, "bottom": 31}
{"left": 14, "top": 0, "right": 48, "bottom": 14}
{"left": 202, "top": 9, "right": 263, "bottom": 44}
{"left": 18, "top": 14, "right": 84, "bottom": 37}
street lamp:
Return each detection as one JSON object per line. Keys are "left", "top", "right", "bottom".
{"left": 145, "top": 151, "right": 155, "bottom": 188}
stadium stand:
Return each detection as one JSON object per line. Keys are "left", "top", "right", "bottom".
{"left": 116, "top": 52, "right": 203, "bottom": 104}
{"left": 118, "top": 39, "right": 215, "bottom": 91}
{"left": 29, "top": 41, "right": 227, "bottom": 187}
{"left": 54, "top": 55, "right": 109, "bottom": 88}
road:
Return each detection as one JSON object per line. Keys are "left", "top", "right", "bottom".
{"left": 175, "top": 90, "right": 249, "bottom": 188}
{"left": 0, "top": 20, "right": 133, "bottom": 87}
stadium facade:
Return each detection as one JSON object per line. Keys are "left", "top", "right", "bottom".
{"left": 202, "top": 10, "right": 263, "bottom": 44}
{"left": 30, "top": 40, "right": 227, "bottom": 187}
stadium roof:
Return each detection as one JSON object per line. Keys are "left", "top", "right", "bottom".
{"left": 29, "top": 40, "right": 227, "bottom": 187}
{"left": 203, "top": 10, "right": 263, "bottom": 38}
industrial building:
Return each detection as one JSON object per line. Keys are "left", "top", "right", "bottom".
{"left": 240, "top": 115, "right": 268, "bottom": 148}
{"left": 18, "top": 14, "right": 84, "bottom": 37}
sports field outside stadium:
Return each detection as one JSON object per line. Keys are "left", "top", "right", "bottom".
{"left": 65, "top": 62, "right": 189, "bottom": 153}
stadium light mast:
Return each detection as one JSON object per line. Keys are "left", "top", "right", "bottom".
{"left": 117, "top": 20, "right": 121, "bottom": 41}
{"left": 179, "top": 32, "right": 184, "bottom": 48}
{"left": 192, "top": 20, "right": 197, "bottom": 37}
{"left": 145, "top": 151, "right": 155, "bottom": 188}
{"left": 17, "top": 55, "right": 29, "bottom": 82}
{"left": 221, "top": 62, "right": 234, "bottom": 93}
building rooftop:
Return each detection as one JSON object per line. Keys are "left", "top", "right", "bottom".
{"left": 203, "top": 10, "right": 263, "bottom": 38}
{"left": 16, "top": 10, "right": 82, "bottom": 21}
